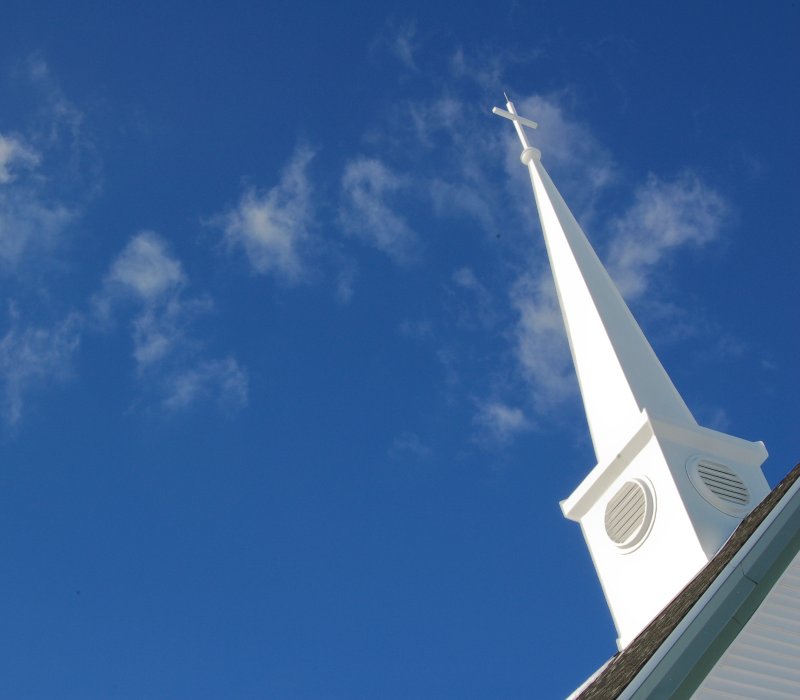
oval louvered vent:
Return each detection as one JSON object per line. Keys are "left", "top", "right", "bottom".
{"left": 697, "top": 462, "right": 749, "bottom": 505}
{"left": 605, "top": 480, "right": 652, "bottom": 548}
{"left": 689, "top": 459, "right": 751, "bottom": 515}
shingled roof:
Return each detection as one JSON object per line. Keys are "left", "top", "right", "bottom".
{"left": 576, "top": 462, "right": 800, "bottom": 699}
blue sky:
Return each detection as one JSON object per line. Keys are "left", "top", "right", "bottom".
{"left": 1, "top": 2, "right": 798, "bottom": 698}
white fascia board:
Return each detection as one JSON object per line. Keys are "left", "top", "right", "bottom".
{"left": 618, "top": 471, "right": 800, "bottom": 700}
{"left": 560, "top": 410, "right": 653, "bottom": 521}
{"left": 560, "top": 414, "right": 769, "bottom": 523}
{"left": 649, "top": 419, "right": 768, "bottom": 467}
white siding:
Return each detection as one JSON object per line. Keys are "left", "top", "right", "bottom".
{"left": 692, "top": 549, "right": 800, "bottom": 699}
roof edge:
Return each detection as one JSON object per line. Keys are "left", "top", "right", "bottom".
{"left": 622, "top": 470, "right": 800, "bottom": 698}
{"left": 574, "top": 461, "right": 800, "bottom": 700}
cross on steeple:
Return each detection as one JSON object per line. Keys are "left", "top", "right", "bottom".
{"left": 492, "top": 94, "right": 538, "bottom": 149}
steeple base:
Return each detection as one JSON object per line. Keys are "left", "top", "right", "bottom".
{"left": 561, "top": 411, "right": 769, "bottom": 648}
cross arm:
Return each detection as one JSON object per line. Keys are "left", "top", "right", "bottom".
{"left": 491, "top": 107, "right": 539, "bottom": 129}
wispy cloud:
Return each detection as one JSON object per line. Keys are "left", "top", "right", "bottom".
{"left": 389, "top": 430, "right": 432, "bottom": 460}
{"left": 390, "top": 21, "right": 419, "bottom": 70}
{"left": 448, "top": 48, "right": 507, "bottom": 91}
{"left": 333, "top": 257, "right": 358, "bottom": 303}
{"left": 0, "top": 134, "right": 40, "bottom": 183}
{"left": 0, "top": 185, "right": 73, "bottom": 272}
{"left": 428, "top": 178, "right": 497, "bottom": 234}
{"left": 607, "top": 172, "right": 729, "bottom": 299}
{"left": 106, "top": 231, "right": 186, "bottom": 302}
{"left": 13, "top": 57, "right": 103, "bottom": 211}
{"left": 473, "top": 399, "right": 531, "bottom": 444}
{"left": 98, "top": 232, "right": 247, "bottom": 412}
{"left": 339, "top": 157, "right": 418, "bottom": 263}
{"left": 99, "top": 231, "right": 196, "bottom": 370}
{"left": 393, "top": 94, "right": 503, "bottom": 236}
{"left": 406, "top": 96, "right": 462, "bottom": 146}
{"left": 446, "top": 267, "right": 498, "bottom": 331}
{"left": 0, "top": 59, "right": 99, "bottom": 277}
{"left": 215, "top": 146, "right": 315, "bottom": 283}
{"left": 162, "top": 357, "right": 248, "bottom": 413}
{"left": 0, "top": 128, "right": 74, "bottom": 275}
{"left": 0, "top": 306, "right": 81, "bottom": 425}
{"left": 0, "top": 59, "right": 103, "bottom": 427}
{"left": 448, "top": 45, "right": 543, "bottom": 92}
{"left": 23, "top": 56, "right": 98, "bottom": 185}
{"left": 371, "top": 20, "right": 420, "bottom": 71}
{"left": 129, "top": 297, "right": 211, "bottom": 370}
{"left": 509, "top": 270, "right": 577, "bottom": 409}
{"left": 399, "top": 318, "right": 433, "bottom": 342}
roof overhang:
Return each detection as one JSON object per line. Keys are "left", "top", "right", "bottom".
{"left": 573, "top": 462, "right": 800, "bottom": 699}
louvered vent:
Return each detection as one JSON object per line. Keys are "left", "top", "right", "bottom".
{"left": 696, "top": 461, "right": 750, "bottom": 507}
{"left": 605, "top": 481, "right": 647, "bottom": 546}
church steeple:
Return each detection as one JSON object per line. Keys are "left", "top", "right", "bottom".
{"left": 495, "top": 97, "right": 770, "bottom": 648}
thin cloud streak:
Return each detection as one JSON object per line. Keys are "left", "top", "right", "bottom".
{"left": 371, "top": 20, "right": 420, "bottom": 72}
{"left": 389, "top": 431, "right": 433, "bottom": 460}
{"left": 0, "top": 128, "right": 74, "bottom": 273}
{"left": 339, "top": 157, "right": 418, "bottom": 263}
{"left": 510, "top": 270, "right": 577, "bottom": 410}
{"left": 162, "top": 357, "right": 248, "bottom": 413}
{"left": 98, "top": 232, "right": 248, "bottom": 412}
{"left": 390, "top": 21, "right": 419, "bottom": 71}
{"left": 607, "top": 172, "right": 729, "bottom": 299}
{"left": 0, "top": 307, "right": 81, "bottom": 425}
{"left": 0, "top": 60, "right": 99, "bottom": 426}
{"left": 0, "top": 134, "right": 40, "bottom": 183}
{"left": 0, "top": 188, "right": 73, "bottom": 271}
{"left": 473, "top": 399, "right": 531, "bottom": 444}
{"left": 216, "top": 146, "right": 315, "bottom": 283}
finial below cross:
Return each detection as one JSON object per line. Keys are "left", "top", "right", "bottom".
{"left": 492, "top": 95, "right": 538, "bottom": 150}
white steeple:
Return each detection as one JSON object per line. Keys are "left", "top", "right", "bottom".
{"left": 494, "top": 97, "right": 770, "bottom": 648}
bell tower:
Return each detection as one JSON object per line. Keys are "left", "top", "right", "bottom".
{"left": 493, "top": 97, "right": 769, "bottom": 648}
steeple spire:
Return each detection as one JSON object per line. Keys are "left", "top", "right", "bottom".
{"left": 495, "top": 96, "right": 695, "bottom": 464}
{"left": 494, "top": 96, "right": 769, "bottom": 649}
